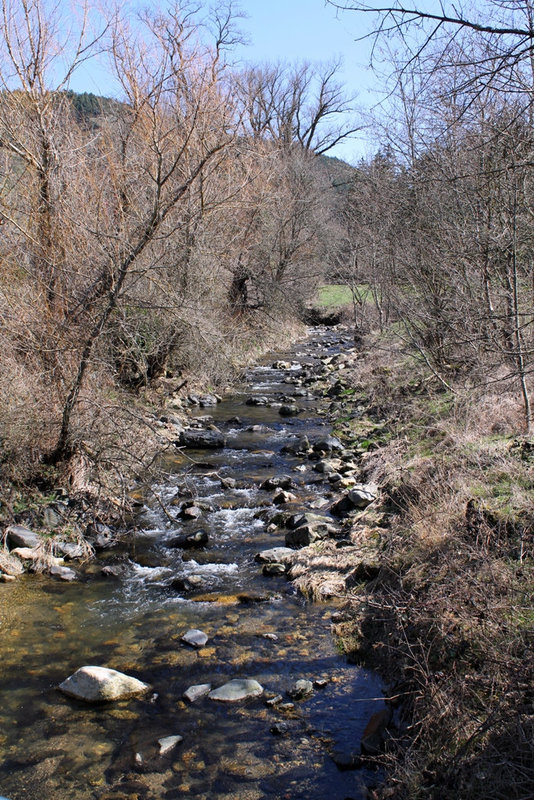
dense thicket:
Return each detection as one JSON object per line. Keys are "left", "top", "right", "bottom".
{"left": 337, "top": 0, "right": 534, "bottom": 432}
{"left": 0, "top": 0, "right": 355, "bottom": 489}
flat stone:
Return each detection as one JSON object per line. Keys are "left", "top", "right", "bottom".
{"left": 265, "top": 694, "right": 283, "bottom": 707}
{"left": 0, "top": 573, "right": 17, "bottom": 582}
{"left": 158, "top": 735, "right": 183, "bottom": 755}
{"left": 49, "top": 565, "right": 77, "bottom": 581}
{"left": 254, "top": 547, "right": 295, "bottom": 564}
{"left": 208, "top": 679, "right": 264, "bottom": 702}
{"left": 58, "top": 666, "right": 151, "bottom": 702}
{"left": 6, "top": 525, "right": 41, "bottom": 549}
{"left": 288, "top": 679, "right": 314, "bottom": 700}
{"left": 177, "top": 430, "right": 226, "bottom": 449}
{"left": 183, "top": 683, "right": 212, "bottom": 703}
{"left": 181, "top": 629, "right": 208, "bottom": 648}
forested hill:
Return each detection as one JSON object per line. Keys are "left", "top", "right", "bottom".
{"left": 63, "top": 91, "right": 124, "bottom": 123}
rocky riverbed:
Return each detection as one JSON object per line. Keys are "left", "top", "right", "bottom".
{"left": 0, "top": 325, "right": 392, "bottom": 800}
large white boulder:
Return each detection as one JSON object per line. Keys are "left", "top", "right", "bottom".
{"left": 58, "top": 666, "right": 151, "bottom": 702}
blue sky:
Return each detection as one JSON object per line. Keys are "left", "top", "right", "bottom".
{"left": 237, "top": 0, "right": 377, "bottom": 162}
{"left": 69, "top": 1, "right": 378, "bottom": 164}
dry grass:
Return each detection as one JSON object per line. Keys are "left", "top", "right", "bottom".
{"left": 329, "top": 332, "right": 534, "bottom": 800}
{"left": 288, "top": 535, "right": 381, "bottom": 600}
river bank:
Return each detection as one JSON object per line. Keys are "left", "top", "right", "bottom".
{"left": 316, "top": 330, "right": 534, "bottom": 800}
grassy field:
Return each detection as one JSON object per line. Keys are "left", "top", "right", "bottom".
{"left": 316, "top": 284, "right": 354, "bottom": 307}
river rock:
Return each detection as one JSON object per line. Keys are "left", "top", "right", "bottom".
{"left": 262, "top": 562, "right": 287, "bottom": 576}
{"left": 0, "top": 549, "right": 24, "bottom": 576}
{"left": 181, "top": 629, "right": 208, "bottom": 648}
{"left": 54, "top": 541, "right": 86, "bottom": 560}
{"left": 245, "top": 396, "right": 270, "bottom": 406}
{"left": 177, "top": 429, "right": 226, "bottom": 449}
{"left": 288, "top": 679, "right": 314, "bottom": 700}
{"left": 101, "top": 564, "right": 126, "bottom": 578}
{"left": 272, "top": 360, "right": 292, "bottom": 369}
{"left": 331, "top": 749, "right": 361, "bottom": 770}
{"left": 49, "top": 564, "right": 77, "bottom": 581}
{"left": 158, "top": 735, "right": 183, "bottom": 755}
{"left": 58, "top": 666, "right": 151, "bottom": 702}
{"left": 254, "top": 547, "right": 295, "bottom": 565}
{"left": 270, "top": 722, "right": 289, "bottom": 735}
{"left": 208, "top": 679, "right": 264, "bottom": 702}
{"left": 312, "top": 436, "right": 344, "bottom": 453}
{"left": 85, "top": 522, "right": 117, "bottom": 551}
{"left": 273, "top": 490, "right": 297, "bottom": 505}
{"left": 5, "top": 525, "right": 41, "bottom": 550}
{"left": 183, "top": 683, "right": 212, "bottom": 703}
{"left": 178, "top": 504, "right": 202, "bottom": 521}
{"left": 330, "top": 484, "right": 378, "bottom": 517}
{"left": 167, "top": 529, "right": 209, "bottom": 549}
{"left": 279, "top": 404, "right": 301, "bottom": 417}
{"left": 265, "top": 693, "right": 283, "bottom": 706}
{"left": 198, "top": 394, "right": 219, "bottom": 407}
{"left": 285, "top": 523, "right": 333, "bottom": 547}
{"left": 286, "top": 512, "right": 337, "bottom": 532}
{"left": 313, "top": 458, "right": 341, "bottom": 475}
{"left": 260, "top": 476, "right": 296, "bottom": 491}
{"left": 11, "top": 547, "right": 64, "bottom": 570}
{"left": 281, "top": 435, "right": 310, "bottom": 455}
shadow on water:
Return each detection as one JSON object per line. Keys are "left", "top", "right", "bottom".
{"left": 0, "top": 328, "right": 385, "bottom": 800}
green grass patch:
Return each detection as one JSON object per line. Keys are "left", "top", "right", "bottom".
{"left": 317, "top": 284, "right": 354, "bottom": 307}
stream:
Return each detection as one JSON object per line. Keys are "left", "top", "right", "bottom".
{"left": 0, "top": 327, "right": 384, "bottom": 800}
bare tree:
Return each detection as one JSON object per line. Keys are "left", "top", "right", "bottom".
{"left": 48, "top": 2, "right": 240, "bottom": 462}
{"left": 236, "top": 59, "right": 360, "bottom": 155}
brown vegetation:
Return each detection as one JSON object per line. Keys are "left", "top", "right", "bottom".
{"left": 327, "top": 333, "right": 534, "bottom": 800}
{"left": 0, "top": 0, "right": 354, "bottom": 499}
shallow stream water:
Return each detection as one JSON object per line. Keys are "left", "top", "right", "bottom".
{"left": 0, "top": 328, "right": 384, "bottom": 800}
